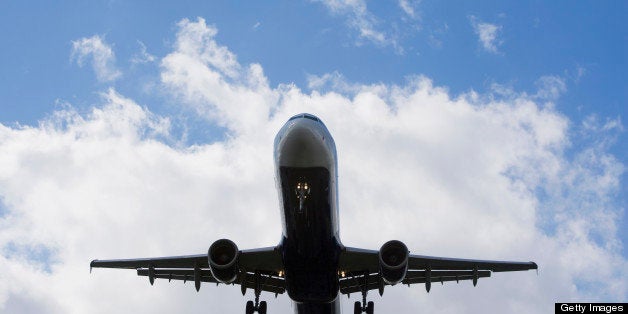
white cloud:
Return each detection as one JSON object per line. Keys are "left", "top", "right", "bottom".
{"left": 313, "top": 0, "right": 402, "bottom": 52}
{"left": 160, "top": 18, "right": 278, "bottom": 135}
{"left": 307, "top": 71, "right": 352, "bottom": 92}
{"left": 71, "top": 35, "right": 122, "bottom": 82}
{"left": 306, "top": 71, "right": 385, "bottom": 95}
{"left": 131, "top": 41, "right": 156, "bottom": 65}
{"left": 470, "top": 16, "right": 502, "bottom": 53}
{"left": 399, "top": 0, "right": 420, "bottom": 19}
{"left": 0, "top": 18, "right": 625, "bottom": 314}
{"left": 535, "top": 75, "right": 567, "bottom": 100}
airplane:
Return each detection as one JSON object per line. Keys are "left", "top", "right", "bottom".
{"left": 90, "top": 113, "right": 538, "bottom": 314}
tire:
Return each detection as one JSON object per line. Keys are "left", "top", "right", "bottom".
{"left": 354, "top": 301, "right": 362, "bottom": 314}
{"left": 366, "top": 301, "right": 374, "bottom": 314}
{"left": 245, "top": 301, "right": 254, "bottom": 314}
{"left": 259, "top": 301, "right": 267, "bottom": 314}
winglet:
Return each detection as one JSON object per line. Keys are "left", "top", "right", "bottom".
{"left": 90, "top": 260, "right": 96, "bottom": 273}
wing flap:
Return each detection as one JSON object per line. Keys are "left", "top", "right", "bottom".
{"left": 408, "top": 254, "right": 537, "bottom": 272}
{"left": 338, "top": 270, "right": 491, "bottom": 294}
{"left": 91, "top": 254, "right": 207, "bottom": 270}
{"left": 241, "top": 273, "right": 286, "bottom": 294}
{"left": 137, "top": 268, "right": 217, "bottom": 283}
{"left": 405, "top": 270, "right": 491, "bottom": 280}
{"left": 136, "top": 269, "right": 286, "bottom": 294}
{"left": 136, "top": 268, "right": 214, "bottom": 278}
{"left": 403, "top": 271, "right": 491, "bottom": 284}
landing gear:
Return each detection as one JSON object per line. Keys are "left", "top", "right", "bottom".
{"left": 353, "top": 271, "right": 375, "bottom": 314}
{"left": 353, "top": 301, "right": 374, "bottom": 314}
{"left": 295, "top": 180, "right": 310, "bottom": 213}
{"left": 244, "top": 293, "right": 267, "bottom": 314}
{"left": 244, "top": 272, "right": 267, "bottom": 314}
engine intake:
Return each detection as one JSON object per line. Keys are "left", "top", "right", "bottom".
{"left": 208, "top": 239, "right": 240, "bottom": 283}
{"left": 378, "top": 240, "right": 409, "bottom": 285}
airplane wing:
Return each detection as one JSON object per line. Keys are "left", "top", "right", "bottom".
{"left": 338, "top": 246, "right": 537, "bottom": 295}
{"left": 90, "top": 246, "right": 285, "bottom": 295}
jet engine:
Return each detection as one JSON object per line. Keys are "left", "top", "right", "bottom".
{"left": 208, "top": 239, "right": 240, "bottom": 283}
{"left": 378, "top": 240, "right": 409, "bottom": 285}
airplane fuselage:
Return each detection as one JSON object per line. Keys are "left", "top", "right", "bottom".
{"left": 274, "top": 113, "right": 342, "bottom": 313}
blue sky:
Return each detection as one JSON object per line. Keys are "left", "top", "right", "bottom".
{"left": 3, "top": 1, "right": 625, "bottom": 126}
{"left": 0, "top": 1, "right": 626, "bottom": 313}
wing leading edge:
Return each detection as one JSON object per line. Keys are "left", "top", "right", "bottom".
{"left": 338, "top": 246, "right": 537, "bottom": 295}
{"left": 90, "top": 246, "right": 285, "bottom": 295}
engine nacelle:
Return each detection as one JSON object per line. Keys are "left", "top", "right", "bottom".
{"left": 208, "top": 239, "right": 240, "bottom": 284}
{"left": 378, "top": 240, "right": 409, "bottom": 285}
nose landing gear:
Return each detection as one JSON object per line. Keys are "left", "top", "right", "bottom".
{"left": 295, "top": 181, "right": 310, "bottom": 213}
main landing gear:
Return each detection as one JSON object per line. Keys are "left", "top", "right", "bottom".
{"left": 354, "top": 301, "right": 374, "bottom": 314}
{"left": 245, "top": 272, "right": 267, "bottom": 314}
{"left": 245, "top": 300, "right": 266, "bottom": 314}
{"left": 354, "top": 271, "right": 374, "bottom": 314}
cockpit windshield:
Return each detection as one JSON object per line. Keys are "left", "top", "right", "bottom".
{"left": 288, "top": 113, "right": 320, "bottom": 122}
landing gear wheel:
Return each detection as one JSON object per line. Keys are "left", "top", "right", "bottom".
{"left": 245, "top": 300, "right": 254, "bottom": 314}
{"left": 354, "top": 301, "right": 362, "bottom": 314}
{"left": 246, "top": 271, "right": 267, "bottom": 314}
{"left": 353, "top": 271, "right": 374, "bottom": 313}
{"left": 366, "top": 301, "right": 374, "bottom": 314}
{"left": 259, "top": 301, "right": 267, "bottom": 314}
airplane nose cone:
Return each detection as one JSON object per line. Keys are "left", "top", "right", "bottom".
{"left": 275, "top": 118, "right": 334, "bottom": 168}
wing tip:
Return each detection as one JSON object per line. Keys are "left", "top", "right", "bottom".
{"left": 90, "top": 259, "right": 98, "bottom": 273}
{"left": 530, "top": 262, "right": 538, "bottom": 270}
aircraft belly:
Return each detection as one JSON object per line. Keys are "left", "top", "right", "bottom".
{"left": 293, "top": 299, "right": 341, "bottom": 314}
{"left": 279, "top": 166, "right": 335, "bottom": 250}
{"left": 279, "top": 166, "right": 341, "bottom": 303}
{"left": 284, "top": 265, "right": 339, "bottom": 303}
